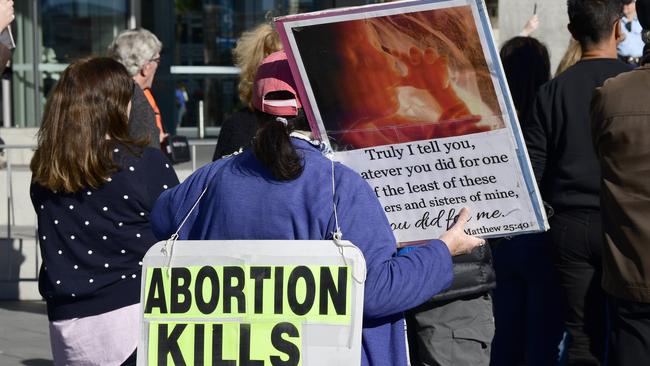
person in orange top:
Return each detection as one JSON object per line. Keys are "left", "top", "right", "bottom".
{"left": 109, "top": 28, "right": 167, "bottom": 143}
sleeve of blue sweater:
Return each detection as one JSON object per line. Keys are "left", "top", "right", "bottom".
{"left": 151, "top": 159, "right": 454, "bottom": 320}
{"left": 151, "top": 162, "right": 216, "bottom": 240}
{"left": 333, "top": 165, "right": 453, "bottom": 319}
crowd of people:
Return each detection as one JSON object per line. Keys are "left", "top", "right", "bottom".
{"left": 21, "top": 0, "right": 650, "bottom": 365}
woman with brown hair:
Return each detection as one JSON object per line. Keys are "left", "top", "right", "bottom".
{"left": 30, "top": 57, "right": 178, "bottom": 365}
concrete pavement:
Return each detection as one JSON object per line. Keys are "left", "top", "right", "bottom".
{"left": 0, "top": 301, "right": 52, "bottom": 365}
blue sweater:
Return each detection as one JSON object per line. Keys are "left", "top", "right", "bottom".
{"left": 151, "top": 138, "right": 453, "bottom": 366}
{"left": 32, "top": 146, "right": 179, "bottom": 321}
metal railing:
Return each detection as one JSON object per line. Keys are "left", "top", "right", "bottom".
{"left": 0, "top": 144, "right": 36, "bottom": 240}
{"left": 0, "top": 139, "right": 218, "bottom": 240}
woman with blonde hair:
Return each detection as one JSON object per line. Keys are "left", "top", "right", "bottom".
{"left": 31, "top": 57, "right": 178, "bottom": 365}
{"left": 555, "top": 39, "right": 583, "bottom": 76}
{"left": 212, "top": 22, "right": 282, "bottom": 160}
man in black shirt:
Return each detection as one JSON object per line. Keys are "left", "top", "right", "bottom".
{"left": 523, "top": 0, "right": 629, "bottom": 364}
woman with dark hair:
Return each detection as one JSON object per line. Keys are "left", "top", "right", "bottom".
{"left": 499, "top": 36, "right": 551, "bottom": 119}
{"left": 30, "top": 57, "right": 179, "bottom": 365}
{"left": 151, "top": 51, "right": 484, "bottom": 365}
{"left": 490, "top": 37, "right": 565, "bottom": 366}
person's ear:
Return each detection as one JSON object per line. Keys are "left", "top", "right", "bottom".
{"left": 567, "top": 23, "right": 576, "bottom": 41}
{"left": 614, "top": 19, "right": 625, "bottom": 43}
{"left": 139, "top": 63, "right": 149, "bottom": 77}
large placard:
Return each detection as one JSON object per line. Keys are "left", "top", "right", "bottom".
{"left": 138, "top": 240, "right": 366, "bottom": 365}
{"left": 276, "top": 0, "right": 547, "bottom": 243}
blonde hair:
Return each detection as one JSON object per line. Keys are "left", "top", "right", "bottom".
{"left": 555, "top": 39, "right": 582, "bottom": 76}
{"left": 234, "top": 23, "right": 282, "bottom": 108}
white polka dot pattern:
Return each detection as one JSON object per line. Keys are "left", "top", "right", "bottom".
{"left": 32, "top": 146, "right": 180, "bottom": 315}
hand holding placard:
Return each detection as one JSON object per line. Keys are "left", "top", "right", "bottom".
{"left": 439, "top": 207, "right": 485, "bottom": 256}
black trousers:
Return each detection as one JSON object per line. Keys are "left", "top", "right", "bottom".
{"left": 607, "top": 297, "right": 650, "bottom": 366}
{"left": 550, "top": 210, "right": 605, "bottom": 365}
{"left": 490, "top": 233, "right": 566, "bottom": 366}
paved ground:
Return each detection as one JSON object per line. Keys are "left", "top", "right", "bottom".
{"left": 0, "top": 301, "right": 52, "bottom": 365}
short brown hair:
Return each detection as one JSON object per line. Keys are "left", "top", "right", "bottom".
{"left": 31, "top": 57, "right": 143, "bottom": 193}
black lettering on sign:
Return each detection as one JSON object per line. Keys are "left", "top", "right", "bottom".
{"left": 319, "top": 267, "right": 348, "bottom": 315}
{"left": 239, "top": 323, "right": 264, "bottom": 366}
{"left": 158, "top": 323, "right": 187, "bottom": 366}
{"left": 194, "top": 324, "right": 205, "bottom": 366}
{"left": 250, "top": 267, "right": 271, "bottom": 314}
{"left": 223, "top": 267, "right": 246, "bottom": 313}
{"left": 212, "top": 324, "right": 236, "bottom": 366}
{"left": 212, "top": 324, "right": 237, "bottom": 366}
{"left": 195, "top": 266, "right": 219, "bottom": 314}
{"left": 287, "top": 266, "right": 316, "bottom": 316}
{"left": 274, "top": 267, "right": 284, "bottom": 314}
{"left": 171, "top": 267, "right": 192, "bottom": 313}
{"left": 270, "top": 322, "right": 300, "bottom": 366}
{"left": 144, "top": 268, "right": 167, "bottom": 314}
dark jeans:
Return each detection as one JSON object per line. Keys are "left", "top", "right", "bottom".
{"left": 607, "top": 296, "right": 650, "bottom": 366}
{"left": 551, "top": 210, "right": 605, "bottom": 365}
{"left": 491, "top": 232, "right": 566, "bottom": 366}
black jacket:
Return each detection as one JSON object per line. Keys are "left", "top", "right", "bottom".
{"left": 426, "top": 243, "right": 495, "bottom": 303}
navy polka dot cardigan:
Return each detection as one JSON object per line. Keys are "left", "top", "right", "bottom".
{"left": 31, "top": 145, "right": 179, "bottom": 321}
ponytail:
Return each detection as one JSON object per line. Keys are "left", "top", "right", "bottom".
{"left": 253, "top": 110, "right": 307, "bottom": 181}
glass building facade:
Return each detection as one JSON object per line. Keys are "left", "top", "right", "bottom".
{"left": 1, "top": 0, "right": 498, "bottom": 135}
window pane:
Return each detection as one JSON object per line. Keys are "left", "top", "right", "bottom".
{"left": 172, "top": 0, "right": 391, "bottom": 133}
{"left": 10, "top": 1, "right": 128, "bottom": 127}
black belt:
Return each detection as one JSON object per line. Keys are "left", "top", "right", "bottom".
{"left": 619, "top": 55, "right": 641, "bottom": 65}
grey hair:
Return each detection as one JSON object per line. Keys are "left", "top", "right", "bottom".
{"left": 108, "top": 28, "right": 162, "bottom": 77}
